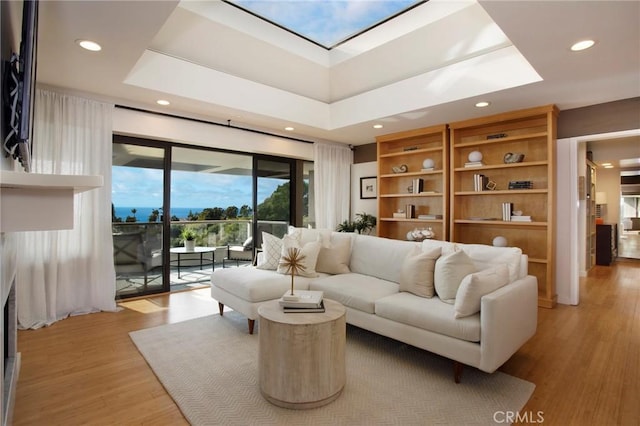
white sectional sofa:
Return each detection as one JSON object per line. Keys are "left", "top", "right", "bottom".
{"left": 211, "top": 229, "right": 538, "bottom": 381}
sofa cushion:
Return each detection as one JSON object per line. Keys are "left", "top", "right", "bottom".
{"left": 309, "top": 273, "right": 399, "bottom": 314}
{"left": 288, "top": 226, "right": 332, "bottom": 248}
{"left": 454, "top": 264, "right": 510, "bottom": 318}
{"left": 212, "top": 267, "right": 319, "bottom": 303}
{"left": 316, "top": 233, "right": 353, "bottom": 274}
{"left": 434, "top": 250, "right": 477, "bottom": 304}
{"left": 399, "top": 246, "right": 441, "bottom": 298}
{"left": 458, "top": 244, "right": 523, "bottom": 282}
{"left": 256, "top": 232, "right": 284, "bottom": 270}
{"left": 276, "top": 235, "right": 321, "bottom": 278}
{"left": 350, "top": 234, "right": 420, "bottom": 283}
{"left": 421, "top": 239, "right": 457, "bottom": 256}
{"left": 375, "top": 292, "right": 481, "bottom": 342}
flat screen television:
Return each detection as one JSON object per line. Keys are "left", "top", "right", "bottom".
{"left": 2, "top": 0, "right": 39, "bottom": 172}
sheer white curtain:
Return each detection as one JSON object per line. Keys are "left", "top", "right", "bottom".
{"left": 16, "top": 90, "right": 117, "bottom": 329}
{"left": 313, "top": 142, "right": 353, "bottom": 229}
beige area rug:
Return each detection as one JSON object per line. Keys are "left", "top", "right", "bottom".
{"left": 130, "top": 312, "right": 534, "bottom": 425}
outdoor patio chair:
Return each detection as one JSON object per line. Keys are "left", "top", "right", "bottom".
{"left": 222, "top": 236, "right": 254, "bottom": 267}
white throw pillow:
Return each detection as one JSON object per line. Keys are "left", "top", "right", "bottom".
{"left": 399, "top": 247, "right": 441, "bottom": 298}
{"left": 256, "top": 232, "right": 284, "bottom": 270}
{"left": 434, "top": 250, "right": 476, "bottom": 304}
{"left": 276, "top": 234, "right": 322, "bottom": 277}
{"left": 288, "top": 226, "right": 332, "bottom": 248}
{"left": 454, "top": 264, "right": 510, "bottom": 318}
{"left": 316, "top": 236, "right": 352, "bottom": 274}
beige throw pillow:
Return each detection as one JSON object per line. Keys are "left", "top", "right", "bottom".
{"left": 316, "top": 236, "right": 352, "bottom": 274}
{"left": 454, "top": 264, "right": 510, "bottom": 318}
{"left": 256, "top": 232, "right": 284, "bottom": 270}
{"left": 434, "top": 250, "right": 476, "bottom": 304}
{"left": 276, "top": 234, "right": 322, "bottom": 277}
{"left": 399, "top": 247, "right": 441, "bottom": 298}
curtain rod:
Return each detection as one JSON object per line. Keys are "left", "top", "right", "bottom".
{"left": 115, "top": 105, "right": 315, "bottom": 145}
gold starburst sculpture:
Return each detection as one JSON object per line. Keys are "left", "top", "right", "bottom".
{"left": 279, "top": 247, "right": 307, "bottom": 296}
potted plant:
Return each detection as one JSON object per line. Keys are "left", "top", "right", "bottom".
{"left": 336, "top": 212, "right": 377, "bottom": 235}
{"left": 181, "top": 227, "right": 197, "bottom": 251}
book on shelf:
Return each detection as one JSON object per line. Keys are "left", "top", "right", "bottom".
{"left": 502, "top": 202, "right": 513, "bottom": 221}
{"left": 283, "top": 300, "right": 326, "bottom": 313}
{"left": 417, "top": 214, "right": 443, "bottom": 220}
{"left": 508, "top": 180, "right": 533, "bottom": 189}
{"left": 421, "top": 167, "right": 435, "bottom": 172}
{"left": 464, "top": 161, "right": 484, "bottom": 168}
{"left": 419, "top": 190, "right": 438, "bottom": 194}
{"left": 510, "top": 216, "right": 532, "bottom": 222}
{"left": 279, "top": 290, "right": 323, "bottom": 309}
{"left": 473, "top": 174, "right": 488, "bottom": 191}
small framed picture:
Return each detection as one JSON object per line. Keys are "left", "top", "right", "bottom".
{"left": 360, "top": 176, "right": 377, "bottom": 199}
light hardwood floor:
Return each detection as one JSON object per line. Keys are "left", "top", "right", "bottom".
{"left": 13, "top": 260, "right": 639, "bottom": 425}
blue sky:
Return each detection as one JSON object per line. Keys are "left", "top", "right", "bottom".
{"left": 112, "top": 166, "right": 285, "bottom": 209}
{"left": 233, "top": 0, "right": 420, "bottom": 47}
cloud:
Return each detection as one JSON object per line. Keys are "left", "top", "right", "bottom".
{"left": 233, "top": 0, "right": 419, "bottom": 46}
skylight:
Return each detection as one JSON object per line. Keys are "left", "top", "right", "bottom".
{"left": 226, "top": 0, "right": 425, "bottom": 49}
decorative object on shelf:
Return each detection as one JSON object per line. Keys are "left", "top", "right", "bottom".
{"left": 407, "top": 228, "right": 435, "bottom": 241}
{"left": 492, "top": 236, "right": 508, "bottom": 247}
{"left": 407, "top": 184, "right": 413, "bottom": 193}
{"left": 403, "top": 146, "right": 418, "bottom": 151}
{"left": 360, "top": 176, "right": 377, "bottom": 199}
{"left": 393, "top": 211, "right": 405, "bottom": 219}
{"left": 487, "top": 133, "right": 507, "bottom": 139}
{"left": 391, "top": 164, "right": 408, "bottom": 173}
{"left": 486, "top": 180, "right": 497, "bottom": 191}
{"left": 468, "top": 151, "right": 483, "bottom": 163}
{"left": 503, "top": 152, "right": 525, "bottom": 163}
{"left": 422, "top": 158, "right": 435, "bottom": 170}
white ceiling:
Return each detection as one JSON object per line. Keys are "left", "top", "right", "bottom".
{"left": 7, "top": 0, "right": 640, "bottom": 147}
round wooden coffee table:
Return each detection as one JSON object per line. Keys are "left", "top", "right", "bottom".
{"left": 258, "top": 298, "right": 346, "bottom": 409}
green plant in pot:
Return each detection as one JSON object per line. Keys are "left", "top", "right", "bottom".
{"left": 336, "top": 212, "right": 377, "bottom": 235}
{"left": 181, "top": 227, "right": 197, "bottom": 251}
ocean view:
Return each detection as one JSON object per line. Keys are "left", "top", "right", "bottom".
{"left": 113, "top": 207, "right": 202, "bottom": 221}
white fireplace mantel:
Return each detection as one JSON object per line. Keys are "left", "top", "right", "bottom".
{"left": 0, "top": 171, "right": 103, "bottom": 232}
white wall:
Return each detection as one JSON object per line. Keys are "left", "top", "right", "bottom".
{"left": 596, "top": 167, "right": 621, "bottom": 226}
{"left": 350, "top": 161, "right": 378, "bottom": 232}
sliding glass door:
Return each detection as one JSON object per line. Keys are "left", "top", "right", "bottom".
{"left": 112, "top": 141, "right": 167, "bottom": 298}
{"left": 112, "top": 138, "right": 309, "bottom": 299}
{"left": 169, "top": 147, "right": 253, "bottom": 289}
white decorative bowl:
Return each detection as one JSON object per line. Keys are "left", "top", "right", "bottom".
{"left": 468, "top": 151, "right": 483, "bottom": 162}
{"left": 492, "top": 236, "right": 508, "bottom": 247}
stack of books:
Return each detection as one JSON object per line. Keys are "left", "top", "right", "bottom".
{"left": 279, "top": 290, "right": 325, "bottom": 313}
{"left": 464, "top": 161, "right": 484, "bottom": 168}
{"left": 418, "top": 214, "right": 443, "bottom": 220}
{"left": 473, "top": 174, "right": 488, "bottom": 191}
{"left": 508, "top": 180, "right": 533, "bottom": 189}
{"left": 511, "top": 215, "right": 532, "bottom": 222}
{"left": 502, "top": 203, "right": 513, "bottom": 221}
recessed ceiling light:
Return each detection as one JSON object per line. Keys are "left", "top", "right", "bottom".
{"left": 373, "top": 124, "right": 383, "bottom": 129}
{"left": 604, "top": 165, "right": 614, "bottom": 169}
{"left": 475, "top": 101, "right": 490, "bottom": 108}
{"left": 601, "top": 162, "right": 612, "bottom": 166}
{"left": 156, "top": 99, "right": 170, "bottom": 106}
{"left": 570, "top": 40, "right": 595, "bottom": 52}
{"left": 76, "top": 39, "right": 102, "bottom": 52}
{"left": 284, "top": 127, "right": 294, "bottom": 131}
